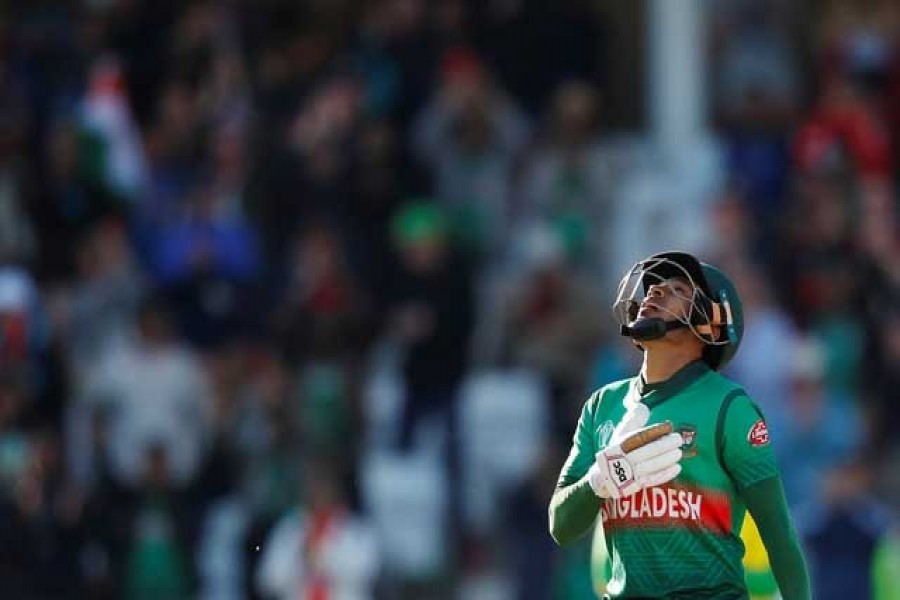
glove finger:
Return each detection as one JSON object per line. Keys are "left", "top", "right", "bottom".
{"left": 639, "top": 463, "right": 682, "bottom": 488}
{"left": 633, "top": 448, "right": 683, "bottom": 477}
{"left": 625, "top": 432, "right": 683, "bottom": 463}
{"left": 621, "top": 480, "right": 643, "bottom": 497}
{"left": 612, "top": 402, "right": 649, "bottom": 440}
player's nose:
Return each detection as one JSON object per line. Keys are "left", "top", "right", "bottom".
{"left": 644, "top": 285, "right": 667, "bottom": 302}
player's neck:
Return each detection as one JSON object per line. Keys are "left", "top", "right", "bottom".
{"left": 641, "top": 349, "right": 702, "bottom": 384}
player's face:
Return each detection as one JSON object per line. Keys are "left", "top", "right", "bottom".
{"left": 637, "top": 277, "right": 694, "bottom": 323}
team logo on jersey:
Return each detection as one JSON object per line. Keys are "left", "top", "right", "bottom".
{"left": 676, "top": 424, "right": 698, "bottom": 458}
{"left": 747, "top": 419, "right": 770, "bottom": 447}
{"left": 597, "top": 420, "right": 615, "bottom": 447}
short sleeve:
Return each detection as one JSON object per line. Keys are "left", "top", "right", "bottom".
{"left": 556, "top": 392, "right": 599, "bottom": 488}
{"left": 720, "top": 393, "right": 780, "bottom": 490}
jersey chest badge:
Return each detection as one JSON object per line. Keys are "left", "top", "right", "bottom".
{"left": 676, "top": 423, "right": 698, "bottom": 458}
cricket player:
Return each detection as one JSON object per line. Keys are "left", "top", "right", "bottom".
{"left": 549, "top": 252, "right": 811, "bottom": 599}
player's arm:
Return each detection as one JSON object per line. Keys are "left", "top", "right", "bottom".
{"left": 743, "top": 478, "right": 810, "bottom": 600}
{"left": 720, "top": 394, "right": 811, "bottom": 600}
{"left": 548, "top": 393, "right": 602, "bottom": 546}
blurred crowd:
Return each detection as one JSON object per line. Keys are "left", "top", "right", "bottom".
{"left": 0, "top": 1, "right": 898, "bottom": 599}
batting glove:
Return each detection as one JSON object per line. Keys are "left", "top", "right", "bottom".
{"left": 587, "top": 402, "right": 683, "bottom": 499}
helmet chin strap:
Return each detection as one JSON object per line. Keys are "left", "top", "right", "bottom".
{"left": 620, "top": 317, "right": 691, "bottom": 342}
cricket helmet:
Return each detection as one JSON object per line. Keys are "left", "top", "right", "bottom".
{"left": 613, "top": 251, "right": 744, "bottom": 371}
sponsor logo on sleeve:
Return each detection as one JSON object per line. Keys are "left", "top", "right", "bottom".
{"left": 747, "top": 419, "right": 769, "bottom": 447}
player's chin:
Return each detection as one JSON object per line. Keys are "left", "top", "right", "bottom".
{"left": 638, "top": 335, "right": 667, "bottom": 347}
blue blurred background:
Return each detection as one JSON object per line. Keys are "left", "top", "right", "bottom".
{"left": 0, "top": 1, "right": 898, "bottom": 598}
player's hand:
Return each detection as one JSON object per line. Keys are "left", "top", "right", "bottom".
{"left": 587, "top": 403, "right": 683, "bottom": 499}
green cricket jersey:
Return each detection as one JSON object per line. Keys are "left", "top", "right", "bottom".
{"left": 550, "top": 360, "right": 800, "bottom": 599}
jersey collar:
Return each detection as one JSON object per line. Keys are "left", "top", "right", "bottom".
{"left": 633, "top": 359, "right": 710, "bottom": 408}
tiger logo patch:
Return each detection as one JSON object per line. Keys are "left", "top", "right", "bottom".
{"left": 677, "top": 424, "right": 698, "bottom": 458}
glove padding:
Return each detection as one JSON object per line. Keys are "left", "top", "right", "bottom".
{"left": 587, "top": 402, "right": 683, "bottom": 499}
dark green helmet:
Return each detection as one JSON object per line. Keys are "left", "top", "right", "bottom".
{"left": 698, "top": 262, "right": 743, "bottom": 371}
{"left": 613, "top": 251, "right": 744, "bottom": 371}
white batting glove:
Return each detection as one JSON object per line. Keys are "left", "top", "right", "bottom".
{"left": 587, "top": 403, "right": 683, "bottom": 499}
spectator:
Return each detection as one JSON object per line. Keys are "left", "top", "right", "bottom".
{"left": 711, "top": 1, "right": 798, "bottom": 225}
{"left": 704, "top": 188, "right": 761, "bottom": 269}
{"left": 235, "top": 350, "right": 303, "bottom": 524}
{"left": 386, "top": 201, "right": 476, "bottom": 561}
{"left": 724, "top": 260, "right": 801, "bottom": 443}
{"left": 793, "top": 70, "right": 892, "bottom": 184}
{"left": 147, "top": 173, "right": 262, "bottom": 348}
{"left": 799, "top": 458, "right": 896, "bottom": 600}
{"left": 503, "top": 442, "right": 566, "bottom": 600}
{"left": 255, "top": 460, "right": 379, "bottom": 600}
{"left": 387, "top": 202, "right": 475, "bottom": 450}
{"left": 0, "top": 264, "right": 57, "bottom": 428}
{"left": 0, "top": 428, "right": 87, "bottom": 599}
{"left": 271, "top": 222, "right": 372, "bottom": 365}
{"left": 77, "top": 296, "right": 213, "bottom": 488}
{"left": 518, "top": 80, "right": 629, "bottom": 277}
{"left": 48, "top": 217, "right": 145, "bottom": 379}
{"left": 412, "top": 47, "right": 530, "bottom": 258}
{"left": 344, "top": 117, "right": 428, "bottom": 292}
{"left": 490, "top": 223, "right": 604, "bottom": 439}
{"left": 776, "top": 337, "right": 862, "bottom": 510}
{"left": 122, "top": 442, "right": 198, "bottom": 600}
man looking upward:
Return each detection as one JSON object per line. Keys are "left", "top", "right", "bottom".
{"left": 549, "top": 251, "right": 810, "bottom": 599}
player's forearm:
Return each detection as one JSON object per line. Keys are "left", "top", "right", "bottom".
{"left": 548, "top": 476, "right": 602, "bottom": 546}
{"left": 742, "top": 477, "right": 811, "bottom": 600}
